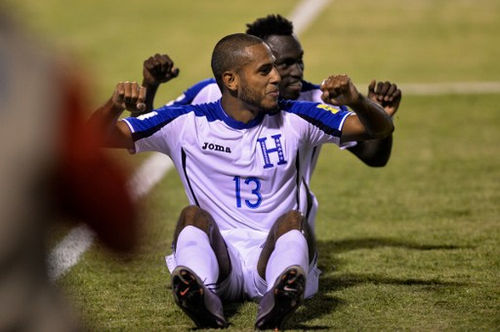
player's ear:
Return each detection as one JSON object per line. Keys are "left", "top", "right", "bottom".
{"left": 222, "top": 71, "right": 238, "bottom": 92}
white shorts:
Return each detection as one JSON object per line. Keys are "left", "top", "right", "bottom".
{"left": 165, "top": 228, "right": 321, "bottom": 302}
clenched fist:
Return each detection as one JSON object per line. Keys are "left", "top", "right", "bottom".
{"left": 143, "top": 53, "right": 179, "bottom": 86}
{"left": 111, "top": 81, "right": 147, "bottom": 114}
{"left": 367, "top": 80, "right": 402, "bottom": 117}
{"left": 320, "top": 74, "right": 361, "bottom": 107}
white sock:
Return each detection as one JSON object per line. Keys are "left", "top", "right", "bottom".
{"left": 265, "top": 229, "right": 309, "bottom": 291}
{"left": 175, "top": 225, "right": 219, "bottom": 289}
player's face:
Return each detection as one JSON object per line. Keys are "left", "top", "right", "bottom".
{"left": 265, "top": 35, "right": 304, "bottom": 100}
{"left": 237, "top": 43, "right": 281, "bottom": 112}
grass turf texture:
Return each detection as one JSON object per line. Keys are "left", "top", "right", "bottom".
{"left": 60, "top": 93, "right": 500, "bottom": 331}
{"left": 8, "top": 0, "right": 500, "bottom": 330}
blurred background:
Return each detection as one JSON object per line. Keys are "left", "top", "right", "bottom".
{"left": 8, "top": 0, "right": 500, "bottom": 103}
{"left": 3, "top": 0, "right": 499, "bottom": 330}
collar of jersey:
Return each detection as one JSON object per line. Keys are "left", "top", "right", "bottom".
{"left": 215, "top": 99, "right": 265, "bottom": 129}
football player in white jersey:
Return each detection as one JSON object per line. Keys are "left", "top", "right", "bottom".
{"left": 90, "top": 33, "right": 394, "bottom": 330}
{"left": 140, "top": 15, "right": 401, "bottom": 235}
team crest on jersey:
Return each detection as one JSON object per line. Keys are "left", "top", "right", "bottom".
{"left": 316, "top": 104, "right": 339, "bottom": 114}
{"left": 257, "top": 134, "right": 287, "bottom": 169}
{"left": 202, "top": 142, "right": 232, "bottom": 153}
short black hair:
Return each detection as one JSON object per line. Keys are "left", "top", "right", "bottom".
{"left": 245, "top": 14, "right": 294, "bottom": 39}
{"left": 211, "top": 33, "right": 264, "bottom": 89}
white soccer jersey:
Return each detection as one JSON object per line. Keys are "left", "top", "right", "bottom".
{"left": 166, "top": 78, "right": 349, "bottom": 180}
{"left": 124, "top": 99, "right": 352, "bottom": 232}
{"left": 166, "top": 78, "right": 354, "bottom": 230}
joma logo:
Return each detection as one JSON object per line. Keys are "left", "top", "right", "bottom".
{"left": 202, "top": 142, "right": 232, "bottom": 153}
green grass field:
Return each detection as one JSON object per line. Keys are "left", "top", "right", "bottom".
{"left": 9, "top": 0, "right": 500, "bottom": 330}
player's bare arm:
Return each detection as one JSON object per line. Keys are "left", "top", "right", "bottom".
{"left": 142, "top": 53, "right": 180, "bottom": 112}
{"left": 344, "top": 79, "right": 402, "bottom": 167}
{"left": 320, "top": 74, "right": 394, "bottom": 143}
{"left": 88, "top": 81, "right": 145, "bottom": 150}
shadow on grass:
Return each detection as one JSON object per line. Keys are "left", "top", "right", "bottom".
{"left": 288, "top": 288, "right": 346, "bottom": 330}
{"left": 285, "top": 237, "right": 469, "bottom": 329}
{"left": 317, "top": 237, "right": 471, "bottom": 272}
{"left": 320, "top": 237, "right": 470, "bottom": 254}
{"left": 289, "top": 272, "right": 467, "bottom": 330}
{"left": 319, "top": 272, "right": 467, "bottom": 292}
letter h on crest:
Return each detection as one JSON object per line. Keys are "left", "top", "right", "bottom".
{"left": 257, "top": 134, "right": 287, "bottom": 169}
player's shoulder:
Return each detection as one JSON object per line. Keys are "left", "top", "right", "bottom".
{"left": 297, "top": 79, "right": 349, "bottom": 112}
{"left": 278, "top": 98, "right": 350, "bottom": 117}
{"left": 128, "top": 100, "right": 220, "bottom": 126}
{"left": 277, "top": 99, "right": 352, "bottom": 138}
{"left": 159, "top": 100, "right": 221, "bottom": 120}
{"left": 168, "top": 77, "right": 219, "bottom": 106}
{"left": 278, "top": 98, "right": 320, "bottom": 115}
{"left": 188, "top": 77, "right": 218, "bottom": 93}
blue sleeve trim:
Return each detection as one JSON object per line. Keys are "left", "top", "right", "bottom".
{"left": 124, "top": 102, "right": 220, "bottom": 141}
{"left": 279, "top": 99, "right": 352, "bottom": 137}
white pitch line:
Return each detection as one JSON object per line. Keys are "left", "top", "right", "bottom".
{"left": 289, "top": 0, "right": 333, "bottom": 36}
{"left": 48, "top": 153, "right": 173, "bottom": 281}
{"left": 127, "top": 153, "right": 174, "bottom": 200}
{"left": 400, "top": 81, "right": 500, "bottom": 95}
{"left": 47, "top": 224, "right": 96, "bottom": 280}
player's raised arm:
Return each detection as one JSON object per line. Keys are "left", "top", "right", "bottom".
{"left": 141, "top": 53, "right": 180, "bottom": 113}
{"left": 320, "top": 74, "right": 394, "bottom": 143}
{"left": 344, "top": 79, "right": 402, "bottom": 167}
{"left": 87, "top": 81, "right": 146, "bottom": 150}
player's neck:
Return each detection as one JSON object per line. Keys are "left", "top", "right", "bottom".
{"left": 221, "top": 95, "right": 260, "bottom": 124}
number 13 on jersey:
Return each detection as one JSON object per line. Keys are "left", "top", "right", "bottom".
{"left": 233, "top": 176, "right": 262, "bottom": 209}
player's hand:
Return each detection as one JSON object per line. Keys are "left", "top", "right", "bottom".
{"left": 320, "top": 74, "right": 361, "bottom": 107}
{"left": 112, "top": 81, "right": 146, "bottom": 113}
{"left": 142, "top": 53, "right": 179, "bottom": 87}
{"left": 367, "top": 80, "right": 402, "bottom": 117}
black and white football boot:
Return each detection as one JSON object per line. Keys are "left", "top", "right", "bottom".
{"left": 255, "top": 265, "right": 306, "bottom": 330}
{"left": 171, "top": 266, "right": 228, "bottom": 329}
